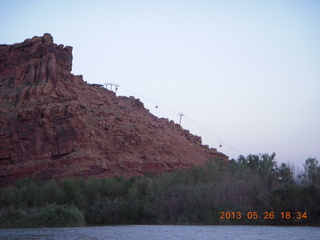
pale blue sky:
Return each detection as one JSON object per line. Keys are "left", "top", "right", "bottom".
{"left": 1, "top": 0, "right": 319, "bottom": 169}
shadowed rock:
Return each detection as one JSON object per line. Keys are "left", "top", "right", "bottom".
{"left": 0, "top": 34, "right": 228, "bottom": 186}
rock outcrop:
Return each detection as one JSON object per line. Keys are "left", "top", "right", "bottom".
{"left": 0, "top": 34, "right": 228, "bottom": 186}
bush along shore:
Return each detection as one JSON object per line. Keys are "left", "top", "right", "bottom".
{"left": 0, "top": 153, "right": 319, "bottom": 228}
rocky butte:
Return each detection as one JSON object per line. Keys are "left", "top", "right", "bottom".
{"left": 0, "top": 34, "right": 228, "bottom": 187}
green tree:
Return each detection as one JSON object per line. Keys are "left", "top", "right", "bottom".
{"left": 303, "top": 158, "right": 319, "bottom": 184}
{"left": 276, "top": 163, "right": 293, "bottom": 184}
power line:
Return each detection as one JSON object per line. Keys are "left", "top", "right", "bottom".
{"left": 184, "top": 116, "right": 242, "bottom": 155}
{"left": 115, "top": 84, "right": 242, "bottom": 155}
{"left": 119, "top": 85, "right": 179, "bottom": 114}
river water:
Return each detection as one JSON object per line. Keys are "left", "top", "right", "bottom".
{"left": 0, "top": 225, "right": 319, "bottom": 240}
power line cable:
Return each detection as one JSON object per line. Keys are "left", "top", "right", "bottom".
{"left": 184, "top": 116, "right": 242, "bottom": 155}
{"left": 119, "top": 85, "right": 179, "bottom": 114}
{"left": 117, "top": 84, "right": 242, "bottom": 155}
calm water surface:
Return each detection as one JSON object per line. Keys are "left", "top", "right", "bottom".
{"left": 0, "top": 225, "right": 319, "bottom": 240}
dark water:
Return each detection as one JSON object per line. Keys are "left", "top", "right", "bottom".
{"left": 0, "top": 225, "right": 319, "bottom": 240}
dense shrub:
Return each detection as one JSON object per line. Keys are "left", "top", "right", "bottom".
{"left": 0, "top": 204, "right": 85, "bottom": 228}
{"left": 0, "top": 154, "right": 319, "bottom": 228}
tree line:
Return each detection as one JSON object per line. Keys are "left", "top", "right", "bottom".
{"left": 0, "top": 153, "right": 319, "bottom": 228}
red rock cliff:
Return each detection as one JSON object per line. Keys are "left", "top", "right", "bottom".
{"left": 0, "top": 34, "right": 228, "bottom": 186}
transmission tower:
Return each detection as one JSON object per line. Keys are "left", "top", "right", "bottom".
{"left": 105, "top": 82, "right": 119, "bottom": 94}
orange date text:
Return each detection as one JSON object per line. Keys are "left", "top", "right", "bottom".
{"left": 219, "top": 211, "right": 307, "bottom": 220}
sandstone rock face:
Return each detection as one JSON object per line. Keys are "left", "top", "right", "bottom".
{"left": 0, "top": 34, "right": 228, "bottom": 186}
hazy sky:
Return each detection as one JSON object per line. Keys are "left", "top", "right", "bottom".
{"left": 1, "top": 0, "right": 319, "bottom": 168}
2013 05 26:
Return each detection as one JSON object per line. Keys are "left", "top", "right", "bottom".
{"left": 220, "top": 211, "right": 307, "bottom": 220}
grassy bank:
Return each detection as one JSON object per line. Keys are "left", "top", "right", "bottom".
{"left": 1, "top": 153, "right": 319, "bottom": 228}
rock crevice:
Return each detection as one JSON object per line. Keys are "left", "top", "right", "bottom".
{"left": 0, "top": 34, "right": 228, "bottom": 186}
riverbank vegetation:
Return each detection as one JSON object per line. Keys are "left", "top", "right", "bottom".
{"left": 0, "top": 153, "right": 319, "bottom": 228}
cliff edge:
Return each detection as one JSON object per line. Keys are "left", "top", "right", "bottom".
{"left": 0, "top": 34, "right": 228, "bottom": 186}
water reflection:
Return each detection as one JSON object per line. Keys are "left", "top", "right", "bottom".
{"left": 1, "top": 225, "right": 319, "bottom": 240}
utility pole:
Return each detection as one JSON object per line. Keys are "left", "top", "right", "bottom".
{"left": 178, "top": 113, "right": 184, "bottom": 126}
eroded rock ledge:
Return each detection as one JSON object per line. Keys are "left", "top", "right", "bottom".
{"left": 0, "top": 34, "right": 228, "bottom": 186}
